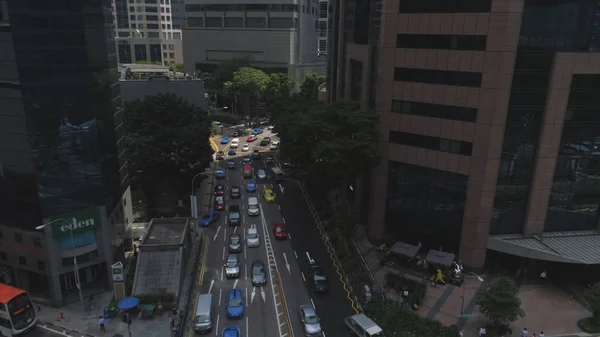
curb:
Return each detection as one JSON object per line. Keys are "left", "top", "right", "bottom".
{"left": 38, "top": 321, "right": 96, "bottom": 337}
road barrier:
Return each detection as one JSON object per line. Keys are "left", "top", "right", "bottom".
{"left": 273, "top": 266, "right": 294, "bottom": 337}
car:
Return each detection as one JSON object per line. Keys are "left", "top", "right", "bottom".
{"left": 222, "top": 325, "right": 240, "bottom": 337}
{"left": 251, "top": 128, "right": 264, "bottom": 135}
{"left": 246, "top": 180, "right": 256, "bottom": 193}
{"left": 232, "top": 130, "right": 241, "bottom": 137}
{"left": 310, "top": 264, "right": 328, "bottom": 293}
{"left": 267, "top": 125, "right": 275, "bottom": 130}
{"left": 252, "top": 150, "right": 261, "bottom": 159}
{"left": 242, "top": 144, "right": 250, "bottom": 152}
{"left": 214, "top": 184, "right": 225, "bottom": 196}
{"left": 265, "top": 155, "right": 274, "bottom": 164}
{"left": 227, "top": 161, "right": 236, "bottom": 169}
{"left": 270, "top": 143, "right": 279, "bottom": 150}
{"left": 199, "top": 211, "right": 220, "bottom": 226}
{"left": 230, "top": 138, "right": 240, "bottom": 148}
{"left": 247, "top": 135, "right": 258, "bottom": 142}
{"left": 251, "top": 260, "right": 267, "bottom": 286}
{"left": 263, "top": 136, "right": 271, "bottom": 143}
{"left": 228, "top": 233, "right": 242, "bottom": 253}
{"left": 215, "top": 168, "right": 225, "bottom": 179}
{"left": 228, "top": 148, "right": 236, "bottom": 156}
{"left": 272, "top": 140, "right": 280, "bottom": 147}
{"left": 273, "top": 222, "right": 287, "bottom": 240}
{"left": 216, "top": 151, "right": 225, "bottom": 160}
{"left": 230, "top": 186, "right": 241, "bottom": 199}
{"left": 256, "top": 169, "right": 267, "bottom": 180}
{"left": 260, "top": 139, "right": 270, "bottom": 146}
{"left": 299, "top": 305, "right": 323, "bottom": 336}
{"left": 224, "top": 254, "right": 240, "bottom": 278}
{"left": 228, "top": 205, "right": 241, "bottom": 226}
{"left": 225, "top": 289, "right": 245, "bottom": 319}
{"left": 214, "top": 196, "right": 226, "bottom": 211}
{"left": 246, "top": 225, "right": 260, "bottom": 247}
{"left": 221, "top": 136, "right": 230, "bottom": 144}
{"left": 263, "top": 188, "right": 276, "bottom": 203}
{"left": 242, "top": 157, "right": 252, "bottom": 165}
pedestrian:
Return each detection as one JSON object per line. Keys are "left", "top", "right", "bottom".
{"left": 37, "top": 306, "right": 41, "bottom": 313}
{"left": 539, "top": 270, "right": 547, "bottom": 283}
{"left": 479, "top": 327, "right": 486, "bottom": 337}
{"left": 533, "top": 333, "right": 536, "bottom": 337}
{"left": 522, "top": 328, "right": 528, "bottom": 337}
{"left": 539, "top": 331, "right": 545, "bottom": 337}
{"left": 402, "top": 289, "right": 409, "bottom": 309}
{"left": 98, "top": 316, "right": 105, "bottom": 333}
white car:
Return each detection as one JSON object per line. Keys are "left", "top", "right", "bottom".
{"left": 270, "top": 141, "right": 279, "bottom": 150}
{"left": 230, "top": 138, "right": 240, "bottom": 148}
{"left": 242, "top": 144, "right": 250, "bottom": 151}
{"left": 246, "top": 225, "right": 260, "bottom": 248}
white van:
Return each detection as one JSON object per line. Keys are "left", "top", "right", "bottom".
{"left": 194, "top": 294, "right": 214, "bottom": 332}
{"left": 230, "top": 138, "right": 240, "bottom": 148}
{"left": 345, "top": 314, "right": 384, "bottom": 337}
{"left": 247, "top": 197, "right": 260, "bottom": 216}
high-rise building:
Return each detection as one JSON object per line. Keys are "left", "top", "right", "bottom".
{"left": 318, "top": 0, "right": 328, "bottom": 57}
{"left": 182, "top": 0, "right": 326, "bottom": 83}
{"left": 329, "top": 0, "right": 600, "bottom": 269}
{"left": 0, "top": 0, "right": 132, "bottom": 306}
{"left": 112, "top": 0, "right": 184, "bottom": 65}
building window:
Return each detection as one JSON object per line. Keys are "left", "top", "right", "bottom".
{"left": 389, "top": 131, "right": 473, "bottom": 156}
{"left": 169, "top": 53, "right": 175, "bottom": 58}
{"left": 397, "top": 34, "right": 487, "bottom": 51}
{"left": 18, "top": 256, "right": 26, "bottom": 266}
{"left": 148, "top": 32, "right": 160, "bottom": 38}
{"left": 205, "top": 17, "right": 222, "bottom": 27}
{"left": 146, "top": 6, "right": 158, "bottom": 12}
{"left": 188, "top": 17, "right": 203, "bottom": 27}
{"left": 14, "top": 233, "right": 22, "bottom": 243}
{"left": 37, "top": 261, "right": 45, "bottom": 271}
{"left": 399, "top": 0, "right": 491, "bottom": 13}
{"left": 269, "top": 18, "right": 293, "bottom": 29}
{"left": 163, "top": 52, "right": 168, "bottom": 58}
{"left": 0, "top": 252, "right": 5, "bottom": 261}
{"left": 224, "top": 17, "right": 244, "bottom": 28}
{"left": 130, "top": 15, "right": 135, "bottom": 20}
{"left": 146, "top": 15, "right": 159, "bottom": 21}
{"left": 147, "top": 23, "right": 159, "bottom": 29}
{"left": 394, "top": 68, "right": 482, "bottom": 88}
{"left": 391, "top": 100, "right": 477, "bottom": 123}
{"left": 161, "top": 7, "right": 165, "bottom": 12}
{"left": 59, "top": 231, "right": 97, "bottom": 251}
{"left": 33, "top": 237, "right": 42, "bottom": 247}
{"left": 173, "top": 32, "right": 181, "bottom": 39}
{"left": 246, "top": 17, "right": 266, "bottom": 28}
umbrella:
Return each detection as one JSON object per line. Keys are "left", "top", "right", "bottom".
{"left": 117, "top": 296, "right": 140, "bottom": 310}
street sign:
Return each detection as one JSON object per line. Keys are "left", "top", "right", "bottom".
{"left": 461, "top": 314, "right": 478, "bottom": 318}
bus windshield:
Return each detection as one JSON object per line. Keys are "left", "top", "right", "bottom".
{"left": 8, "top": 294, "right": 35, "bottom": 330}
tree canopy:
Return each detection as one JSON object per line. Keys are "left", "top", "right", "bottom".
{"left": 212, "top": 57, "right": 252, "bottom": 90}
{"left": 265, "top": 73, "right": 296, "bottom": 104}
{"left": 300, "top": 73, "right": 326, "bottom": 100}
{"left": 224, "top": 67, "right": 271, "bottom": 116}
{"left": 476, "top": 277, "right": 525, "bottom": 327}
{"left": 124, "top": 93, "right": 213, "bottom": 211}
{"left": 585, "top": 282, "right": 600, "bottom": 325}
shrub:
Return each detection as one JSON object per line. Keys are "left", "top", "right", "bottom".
{"left": 137, "top": 293, "right": 176, "bottom": 305}
{"left": 384, "top": 272, "right": 427, "bottom": 306}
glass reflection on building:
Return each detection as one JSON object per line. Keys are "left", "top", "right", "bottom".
{"left": 385, "top": 161, "right": 468, "bottom": 252}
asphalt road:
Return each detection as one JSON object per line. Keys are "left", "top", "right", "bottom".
{"left": 191, "top": 153, "right": 312, "bottom": 337}
{"left": 28, "top": 326, "right": 66, "bottom": 337}
{"left": 211, "top": 129, "right": 278, "bottom": 154}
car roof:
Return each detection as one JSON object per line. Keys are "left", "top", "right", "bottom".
{"left": 228, "top": 288, "right": 242, "bottom": 297}
{"left": 216, "top": 184, "right": 224, "bottom": 188}
{"left": 300, "top": 305, "right": 316, "bottom": 315}
{"left": 230, "top": 233, "right": 240, "bottom": 239}
{"left": 248, "top": 179, "right": 255, "bottom": 184}
{"left": 231, "top": 185, "right": 240, "bottom": 190}
{"left": 227, "top": 254, "right": 239, "bottom": 262}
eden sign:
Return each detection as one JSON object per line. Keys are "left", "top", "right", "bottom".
{"left": 50, "top": 207, "right": 102, "bottom": 238}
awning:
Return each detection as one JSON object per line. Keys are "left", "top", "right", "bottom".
{"left": 425, "top": 250, "right": 455, "bottom": 266}
{"left": 488, "top": 230, "right": 600, "bottom": 264}
{"left": 389, "top": 241, "right": 420, "bottom": 259}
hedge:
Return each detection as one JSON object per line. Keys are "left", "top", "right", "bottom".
{"left": 137, "top": 293, "right": 176, "bottom": 305}
{"left": 384, "top": 272, "right": 427, "bottom": 306}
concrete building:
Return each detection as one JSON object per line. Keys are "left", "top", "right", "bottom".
{"left": 182, "top": 0, "right": 326, "bottom": 84}
{"left": 112, "top": 0, "right": 184, "bottom": 65}
{"left": 0, "top": 1, "right": 133, "bottom": 306}
{"left": 328, "top": 0, "right": 600, "bottom": 270}
{"left": 119, "top": 63, "right": 208, "bottom": 110}
{"left": 317, "top": 0, "right": 328, "bottom": 57}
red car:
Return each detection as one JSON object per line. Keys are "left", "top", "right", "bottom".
{"left": 214, "top": 184, "right": 225, "bottom": 196}
{"left": 216, "top": 151, "right": 225, "bottom": 160}
{"left": 273, "top": 222, "right": 287, "bottom": 240}
{"left": 214, "top": 196, "right": 226, "bottom": 211}
{"left": 247, "top": 135, "right": 258, "bottom": 142}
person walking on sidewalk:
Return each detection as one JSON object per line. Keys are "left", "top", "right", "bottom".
{"left": 99, "top": 316, "right": 106, "bottom": 332}
{"left": 539, "top": 331, "right": 545, "bottom": 337}
{"left": 521, "top": 328, "right": 528, "bottom": 337}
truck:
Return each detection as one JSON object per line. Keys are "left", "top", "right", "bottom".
{"left": 345, "top": 314, "right": 384, "bottom": 337}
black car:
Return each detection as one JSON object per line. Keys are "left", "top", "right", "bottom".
{"left": 242, "top": 157, "right": 252, "bottom": 165}
{"left": 311, "top": 264, "right": 328, "bottom": 293}
{"left": 228, "top": 148, "right": 236, "bottom": 156}
{"left": 252, "top": 150, "right": 261, "bottom": 159}
{"left": 230, "top": 186, "right": 241, "bottom": 199}
{"left": 260, "top": 139, "right": 270, "bottom": 146}
{"left": 232, "top": 130, "right": 241, "bottom": 137}
{"left": 227, "top": 160, "right": 236, "bottom": 169}
{"left": 216, "top": 151, "right": 225, "bottom": 160}
{"left": 265, "top": 155, "right": 274, "bottom": 164}
{"left": 214, "top": 184, "right": 225, "bottom": 196}
{"left": 228, "top": 205, "right": 241, "bottom": 226}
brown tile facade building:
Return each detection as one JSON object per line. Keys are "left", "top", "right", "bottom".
{"left": 328, "top": 0, "right": 600, "bottom": 268}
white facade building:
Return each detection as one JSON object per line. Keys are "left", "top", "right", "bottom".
{"left": 112, "top": 0, "right": 185, "bottom": 65}
{"left": 182, "top": 0, "right": 326, "bottom": 84}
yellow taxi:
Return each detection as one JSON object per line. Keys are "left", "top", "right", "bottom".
{"left": 263, "top": 188, "right": 276, "bottom": 203}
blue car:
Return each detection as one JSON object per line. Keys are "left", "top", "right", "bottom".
{"left": 199, "top": 210, "right": 220, "bottom": 226}
{"left": 246, "top": 179, "right": 256, "bottom": 193}
{"left": 251, "top": 128, "right": 263, "bottom": 135}
{"left": 222, "top": 326, "right": 240, "bottom": 337}
{"left": 221, "top": 136, "right": 230, "bottom": 144}
{"left": 216, "top": 168, "right": 225, "bottom": 179}
{"left": 226, "top": 288, "right": 245, "bottom": 319}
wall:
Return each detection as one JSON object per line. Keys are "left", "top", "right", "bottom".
{"left": 119, "top": 78, "right": 208, "bottom": 110}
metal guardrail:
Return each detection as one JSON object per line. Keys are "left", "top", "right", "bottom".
{"left": 272, "top": 267, "right": 294, "bottom": 337}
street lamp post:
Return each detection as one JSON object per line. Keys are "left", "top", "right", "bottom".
{"left": 458, "top": 272, "right": 484, "bottom": 337}
{"left": 36, "top": 219, "right": 85, "bottom": 313}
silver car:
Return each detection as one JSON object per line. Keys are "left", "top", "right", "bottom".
{"left": 251, "top": 260, "right": 266, "bottom": 286}
{"left": 225, "top": 254, "right": 240, "bottom": 279}
{"left": 246, "top": 225, "right": 260, "bottom": 248}
{"left": 257, "top": 169, "right": 267, "bottom": 180}
{"left": 229, "top": 233, "right": 242, "bottom": 253}
{"left": 299, "top": 305, "right": 322, "bottom": 336}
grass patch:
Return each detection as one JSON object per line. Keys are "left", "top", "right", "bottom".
{"left": 577, "top": 317, "right": 600, "bottom": 333}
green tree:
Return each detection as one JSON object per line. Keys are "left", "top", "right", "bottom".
{"left": 124, "top": 93, "right": 213, "bottom": 215}
{"left": 476, "top": 277, "right": 525, "bottom": 328}
{"left": 134, "top": 60, "right": 161, "bottom": 65}
{"left": 223, "top": 67, "right": 269, "bottom": 116}
{"left": 585, "top": 282, "right": 600, "bottom": 325}
{"left": 212, "top": 57, "right": 252, "bottom": 90}
{"left": 169, "top": 63, "right": 184, "bottom": 73}
{"left": 265, "top": 73, "right": 296, "bottom": 104}
{"left": 300, "top": 73, "right": 326, "bottom": 100}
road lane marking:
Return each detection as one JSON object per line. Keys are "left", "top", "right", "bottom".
{"left": 282, "top": 217, "right": 286, "bottom": 224}
{"left": 301, "top": 272, "right": 306, "bottom": 282}
{"left": 282, "top": 253, "right": 291, "bottom": 274}
{"left": 214, "top": 314, "right": 220, "bottom": 336}
{"left": 224, "top": 228, "right": 227, "bottom": 242}
{"left": 213, "top": 226, "right": 221, "bottom": 242}
{"left": 245, "top": 264, "right": 248, "bottom": 280}
{"left": 209, "top": 280, "right": 215, "bottom": 293}
{"left": 288, "top": 233, "right": 292, "bottom": 240}
{"left": 294, "top": 251, "right": 298, "bottom": 259}
{"left": 246, "top": 316, "right": 249, "bottom": 337}
{"left": 306, "top": 252, "right": 315, "bottom": 265}
{"left": 219, "top": 289, "right": 222, "bottom": 305}
{"left": 245, "top": 287, "right": 248, "bottom": 304}
{"left": 278, "top": 205, "right": 281, "bottom": 210}
{"left": 221, "top": 266, "right": 224, "bottom": 281}
{"left": 310, "top": 298, "right": 315, "bottom": 309}
{"left": 244, "top": 244, "right": 247, "bottom": 259}
{"left": 233, "top": 279, "right": 238, "bottom": 289}
{"left": 280, "top": 323, "right": 286, "bottom": 327}
{"left": 222, "top": 246, "right": 225, "bottom": 260}
{"left": 234, "top": 226, "right": 237, "bottom": 233}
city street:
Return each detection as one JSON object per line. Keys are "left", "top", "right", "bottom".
{"left": 29, "top": 326, "right": 70, "bottom": 337}
{"left": 210, "top": 128, "right": 278, "bottom": 154}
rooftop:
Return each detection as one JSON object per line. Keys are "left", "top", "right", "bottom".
{"left": 142, "top": 218, "right": 189, "bottom": 246}
{"left": 132, "top": 249, "right": 182, "bottom": 297}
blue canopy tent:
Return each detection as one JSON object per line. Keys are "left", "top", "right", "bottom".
{"left": 117, "top": 296, "right": 140, "bottom": 310}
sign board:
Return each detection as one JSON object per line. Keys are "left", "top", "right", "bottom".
{"left": 111, "top": 262, "right": 124, "bottom": 282}
{"left": 49, "top": 207, "right": 102, "bottom": 238}
{"left": 113, "top": 282, "right": 126, "bottom": 302}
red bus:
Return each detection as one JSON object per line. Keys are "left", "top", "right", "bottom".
{"left": 243, "top": 164, "right": 252, "bottom": 179}
{"left": 0, "top": 284, "right": 37, "bottom": 336}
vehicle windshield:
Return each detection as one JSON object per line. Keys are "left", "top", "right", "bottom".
{"left": 232, "top": 188, "right": 240, "bottom": 193}
{"left": 202, "top": 215, "right": 210, "bottom": 219}
{"left": 276, "top": 227, "right": 283, "bottom": 232}
{"left": 227, "top": 260, "right": 238, "bottom": 268}
{"left": 196, "top": 315, "right": 210, "bottom": 323}
{"left": 248, "top": 232, "right": 258, "bottom": 239}
{"left": 9, "top": 294, "right": 35, "bottom": 330}
{"left": 305, "top": 313, "right": 318, "bottom": 324}
{"left": 230, "top": 237, "right": 240, "bottom": 245}
{"left": 229, "top": 299, "right": 242, "bottom": 307}
{"left": 265, "top": 192, "right": 273, "bottom": 197}
{"left": 253, "top": 265, "right": 264, "bottom": 274}
{"left": 230, "top": 212, "right": 240, "bottom": 219}
{"left": 216, "top": 197, "right": 224, "bottom": 203}
{"left": 314, "top": 270, "right": 326, "bottom": 281}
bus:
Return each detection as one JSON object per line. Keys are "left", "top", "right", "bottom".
{"left": 0, "top": 284, "right": 37, "bottom": 336}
